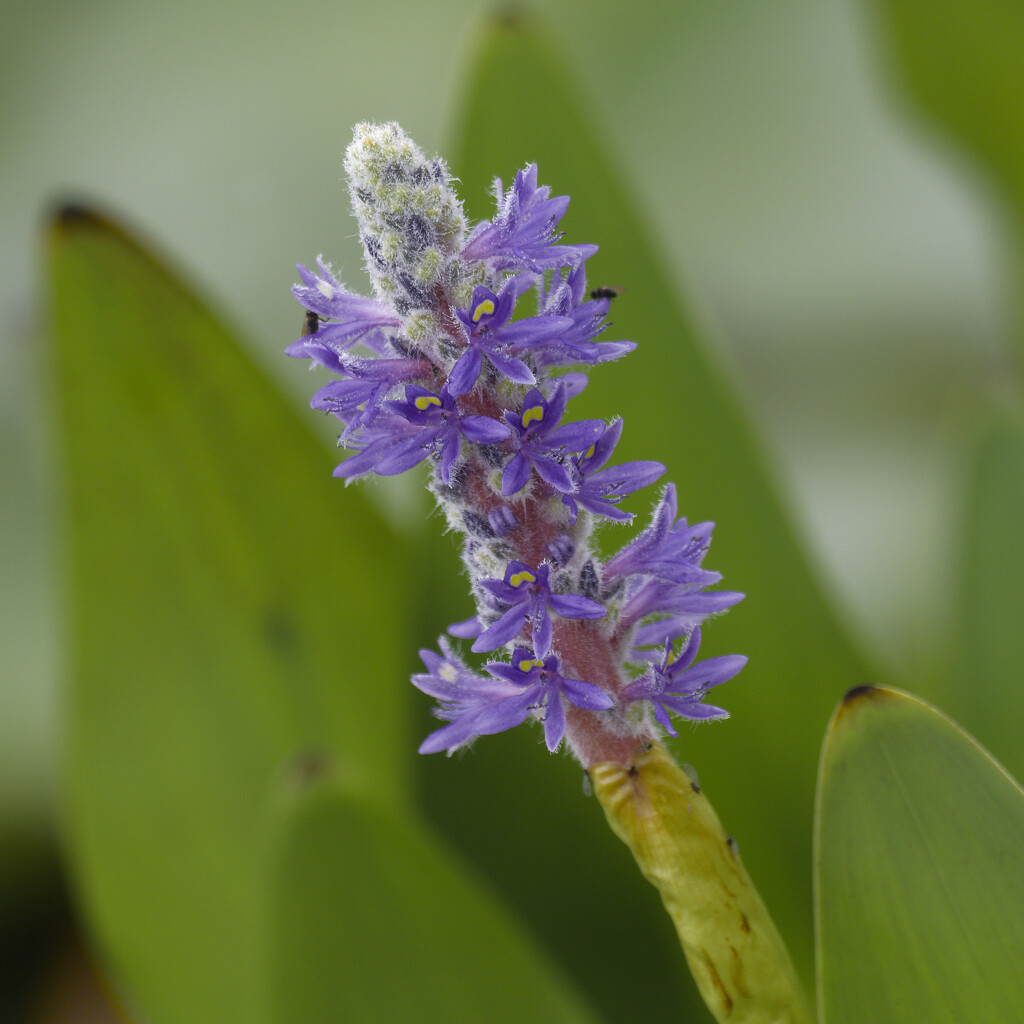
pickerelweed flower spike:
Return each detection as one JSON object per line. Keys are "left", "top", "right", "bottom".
{"left": 288, "top": 123, "right": 814, "bottom": 1024}
{"left": 287, "top": 121, "right": 744, "bottom": 764}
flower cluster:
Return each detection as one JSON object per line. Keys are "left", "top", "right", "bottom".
{"left": 289, "top": 123, "right": 745, "bottom": 765}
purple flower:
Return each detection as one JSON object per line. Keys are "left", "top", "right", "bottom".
{"left": 412, "top": 640, "right": 537, "bottom": 755}
{"left": 292, "top": 124, "right": 749, "bottom": 758}
{"left": 462, "top": 164, "right": 598, "bottom": 273}
{"left": 605, "top": 484, "right": 722, "bottom": 586}
{"left": 619, "top": 577, "right": 745, "bottom": 642}
{"left": 329, "top": 411, "right": 421, "bottom": 480}
{"left": 331, "top": 382, "right": 510, "bottom": 483}
{"left": 447, "top": 280, "right": 571, "bottom": 396}
{"left": 413, "top": 643, "right": 612, "bottom": 754}
{"left": 472, "top": 561, "right": 606, "bottom": 657}
{"left": 289, "top": 259, "right": 400, "bottom": 356}
{"left": 487, "top": 649, "right": 614, "bottom": 751}
{"left": 310, "top": 355, "right": 430, "bottom": 435}
{"left": 620, "top": 628, "right": 746, "bottom": 735}
{"left": 562, "top": 419, "right": 666, "bottom": 523}
{"left": 384, "top": 383, "right": 510, "bottom": 484}
{"left": 501, "top": 383, "right": 604, "bottom": 495}
{"left": 533, "top": 266, "right": 636, "bottom": 368}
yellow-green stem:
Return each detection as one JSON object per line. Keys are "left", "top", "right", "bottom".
{"left": 590, "top": 742, "right": 814, "bottom": 1024}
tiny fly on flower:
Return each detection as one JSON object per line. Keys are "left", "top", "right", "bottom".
{"left": 590, "top": 286, "right": 622, "bottom": 301}
{"left": 302, "top": 310, "right": 324, "bottom": 337}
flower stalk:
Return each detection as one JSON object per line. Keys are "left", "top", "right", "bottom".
{"left": 591, "top": 742, "right": 814, "bottom": 1024}
{"left": 288, "top": 121, "right": 811, "bottom": 1021}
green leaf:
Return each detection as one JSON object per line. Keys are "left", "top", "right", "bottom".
{"left": 415, "top": 15, "right": 875, "bottom": 1018}
{"left": 47, "top": 207, "right": 414, "bottom": 1023}
{"left": 815, "top": 686, "right": 1024, "bottom": 1023}
{"left": 951, "top": 404, "right": 1024, "bottom": 784}
{"left": 266, "top": 774, "right": 600, "bottom": 1024}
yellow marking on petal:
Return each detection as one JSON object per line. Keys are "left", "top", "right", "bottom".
{"left": 509, "top": 569, "right": 536, "bottom": 588}
{"left": 521, "top": 405, "right": 544, "bottom": 429}
{"left": 585, "top": 444, "right": 595, "bottom": 459}
{"left": 414, "top": 395, "right": 442, "bottom": 411}
{"left": 519, "top": 659, "right": 544, "bottom": 672}
{"left": 472, "top": 298, "right": 496, "bottom": 322}
{"left": 439, "top": 663, "right": 458, "bottom": 683}
{"left": 316, "top": 279, "right": 334, "bottom": 298}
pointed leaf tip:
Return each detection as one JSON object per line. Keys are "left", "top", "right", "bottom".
{"left": 832, "top": 684, "right": 898, "bottom": 726}
{"left": 488, "top": 3, "right": 529, "bottom": 30}
{"left": 842, "top": 684, "right": 881, "bottom": 704}
{"left": 48, "top": 202, "right": 122, "bottom": 242}
{"left": 52, "top": 202, "right": 102, "bottom": 228}
{"left": 47, "top": 202, "right": 141, "bottom": 253}
{"left": 841, "top": 683, "right": 897, "bottom": 706}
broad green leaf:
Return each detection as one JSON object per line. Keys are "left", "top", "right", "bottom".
{"left": 48, "top": 207, "right": 413, "bottom": 1023}
{"left": 815, "top": 686, "right": 1024, "bottom": 1023}
{"left": 875, "top": 0, "right": 1024, "bottom": 345}
{"left": 952, "top": 404, "right": 1024, "bottom": 784}
{"left": 414, "top": 16, "right": 875, "bottom": 1019}
{"left": 266, "top": 774, "right": 600, "bottom": 1024}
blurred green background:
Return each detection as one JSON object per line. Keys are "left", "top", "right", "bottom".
{"left": 2, "top": 0, "right": 1021, "bottom": 1019}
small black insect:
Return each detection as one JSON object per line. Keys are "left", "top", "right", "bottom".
{"left": 590, "top": 285, "right": 623, "bottom": 301}
{"left": 302, "top": 309, "right": 324, "bottom": 337}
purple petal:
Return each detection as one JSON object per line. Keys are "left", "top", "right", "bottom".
{"left": 486, "top": 659, "right": 532, "bottom": 686}
{"left": 530, "top": 454, "right": 576, "bottom": 492}
{"left": 477, "top": 576, "right": 519, "bottom": 603}
{"left": 418, "top": 718, "right": 482, "bottom": 755}
{"left": 560, "top": 372, "right": 589, "bottom": 398}
{"left": 590, "top": 460, "right": 667, "bottom": 497}
{"left": 658, "top": 696, "right": 729, "bottom": 721}
{"left": 660, "top": 591, "right": 745, "bottom": 616}
{"left": 669, "top": 627, "right": 702, "bottom": 673}
{"left": 547, "top": 592, "right": 606, "bottom": 620}
{"left": 650, "top": 701, "right": 678, "bottom": 736}
{"left": 287, "top": 338, "right": 349, "bottom": 374}
{"left": 418, "top": 690, "right": 536, "bottom": 754}
{"left": 438, "top": 431, "right": 459, "bottom": 484}
{"left": 469, "top": 689, "right": 543, "bottom": 734}
{"left": 494, "top": 315, "right": 573, "bottom": 349}
{"left": 532, "top": 608, "right": 553, "bottom": 658}
{"left": 447, "top": 346, "right": 482, "bottom": 396}
{"left": 472, "top": 604, "right": 530, "bottom": 652}
{"left": 543, "top": 419, "right": 605, "bottom": 452}
{"left": 573, "top": 496, "right": 633, "bottom": 522}
{"left": 501, "top": 452, "right": 532, "bottom": 495}
{"left": 332, "top": 447, "right": 383, "bottom": 480}
{"left": 669, "top": 654, "right": 748, "bottom": 692}
{"left": 542, "top": 691, "right": 567, "bottom": 751}
{"left": 448, "top": 616, "right": 482, "bottom": 638}
{"left": 486, "top": 348, "right": 536, "bottom": 386}
{"left": 583, "top": 418, "right": 622, "bottom": 472}
{"left": 373, "top": 434, "right": 433, "bottom": 476}
{"left": 542, "top": 381, "right": 569, "bottom": 428}
{"left": 459, "top": 415, "right": 511, "bottom": 444}
{"left": 560, "top": 677, "right": 614, "bottom": 711}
